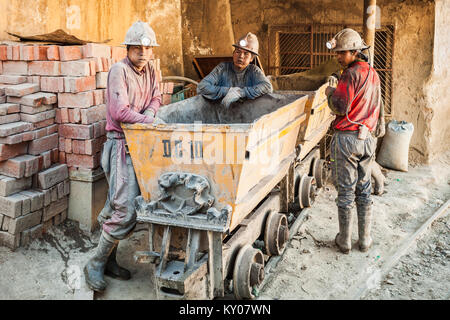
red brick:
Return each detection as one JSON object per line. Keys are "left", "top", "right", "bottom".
{"left": 61, "top": 108, "right": 70, "bottom": 123}
{"left": 101, "top": 57, "right": 112, "bottom": 72}
{"left": 48, "top": 124, "right": 58, "bottom": 135}
{"left": 71, "top": 139, "right": 82, "bottom": 154}
{"left": 80, "top": 104, "right": 106, "bottom": 125}
{"left": 59, "top": 151, "right": 66, "bottom": 164}
{"left": 63, "top": 75, "right": 96, "bottom": 93}
{"left": 0, "top": 142, "right": 28, "bottom": 161}
{"left": 31, "top": 118, "right": 55, "bottom": 130}
{"left": 68, "top": 108, "right": 81, "bottom": 123}
{"left": 0, "top": 122, "right": 32, "bottom": 138}
{"left": 43, "top": 196, "right": 68, "bottom": 222}
{"left": 60, "top": 60, "right": 91, "bottom": 77}
{"left": 91, "top": 57, "right": 103, "bottom": 73}
{"left": 65, "top": 152, "right": 101, "bottom": 169}
{"left": 59, "top": 46, "right": 83, "bottom": 61}
{"left": 0, "top": 75, "right": 27, "bottom": 84}
{"left": 37, "top": 164, "right": 68, "bottom": 190}
{"left": 20, "top": 109, "right": 56, "bottom": 123}
{"left": 0, "top": 175, "right": 32, "bottom": 197}
{"left": 0, "top": 61, "right": 2, "bottom": 74}
{"left": 2, "top": 61, "right": 28, "bottom": 75}
{"left": 93, "top": 120, "right": 106, "bottom": 138}
{"left": 58, "top": 123, "right": 94, "bottom": 139}
{"left": 8, "top": 92, "right": 57, "bottom": 107}
{"left": 20, "top": 104, "right": 53, "bottom": 115}
{"left": 83, "top": 43, "right": 111, "bottom": 58}
{"left": 5, "top": 83, "right": 40, "bottom": 97}
{"left": 85, "top": 135, "right": 106, "bottom": 155}
{"left": 19, "top": 46, "right": 34, "bottom": 61}
{"left": 47, "top": 46, "right": 60, "bottom": 61}
{"left": 111, "top": 46, "right": 127, "bottom": 63}
{"left": 0, "top": 132, "right": 25, "bottom": 145}
{"left": 0, "top": 114, "right": 20, "bottom": 125}
{"left": 57, "top": 91, "right": 93, "bottom": 108}
{"left": 95, "top": 72, "right": 108, "bottom": 89}
{"left": 40, "top": 76, "right": 64, "bottom": 93}
{"left": 6, "top": 45, "right": 20, "bottom": 60}
{"left": 26, "top": 76, "right": 41, "bottom": 84}
{"left": 33, "top": 45, "right": 49, "bottom": 60}
{"left": 51, "top": 148, "right": 59, "bottom": 164}
{"left": 28, "top": 61, "right": 61, "bottom": 76}
{"left": 0, "top": 45, "right": 7, "bottom": 60}
{"left": 0, "top": 154, "right": 39, "bottom": 178}
{"left": 93, "top": 89, "right": 104, "bottom": 105}
{"left": 162, "top": 94, "right": 171, "bottom": 105}
{"left": 0, "top": 103, "right": 20, "bottom": 116}
{"left": 65, "top": 138, "right": 72, "bottom": 153}
{"left": 41, "top": 150, "right": 52, "bottom": 170}
{"left": 27, "top": 133, "right": 58, "bottom": 155}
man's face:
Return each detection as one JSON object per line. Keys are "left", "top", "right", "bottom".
{"left": 233, "top": 48, "right": 254, "bottom": 71}
{"left": 336, "top": 50, "right": 358, "bottom": 67}
{"left": 128, "top": 45, "right": 153, "bottom": 70}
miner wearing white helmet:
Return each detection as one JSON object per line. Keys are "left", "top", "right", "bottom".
{"left": 197, "top": 32, "right": 272, "bottom": 109}
{"left": 325, "top": 28, "right": 382, "bottom": 255}
{"left": 84, "top": 21, "right": 163, "bottom": 293}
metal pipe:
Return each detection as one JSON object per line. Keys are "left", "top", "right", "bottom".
{"left": 363, "top": 0, "right": 377, "bottom": 67}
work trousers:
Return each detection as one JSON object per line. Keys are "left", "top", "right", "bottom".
{"left": 98, "top": 131, "right": 140, "bottom": 240}
{"left": 330, "top": 130, "right": 376, "bottom": 210}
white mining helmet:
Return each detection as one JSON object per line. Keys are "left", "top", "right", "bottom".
{"left": 232, "top": 32, "right": 259, "bottom": 56}
{"left": 122, "top": 21, "right": 159, "bottom": 47}
{"left": 326, "top": 28, "right": 369, "bottom": 51}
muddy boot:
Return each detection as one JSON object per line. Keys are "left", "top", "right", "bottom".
{"left": 335, "top": 207, "right": 353, "bottom": 254}
{"left": 105, "top": 245, "right": 131, "bottom": 280}
{"left": 357, "top": 205, "right": 373, "bottom": 252}
{"left": 84, "top": 232, "right": 117, "bottom": 292}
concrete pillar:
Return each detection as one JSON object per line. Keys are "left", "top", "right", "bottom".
{"left": 67, "top": 168, "right": 108, "bottom": 233}
{"left": 363, "top": 0, "right": 376, "bottom": 66}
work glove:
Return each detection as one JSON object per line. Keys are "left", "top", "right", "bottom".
{"left": 143, "top": 109, "right": 156, "bottom": 117}
{"left": 152, "top": 116, "right": 166, "bottom": 125}
{"left": 221, "top": 87, "right": 245, "bottom": 109}
{"left": 327, "top": 75, "right": 339, "bottom": 87}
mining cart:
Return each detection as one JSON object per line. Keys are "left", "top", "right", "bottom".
{"left": 122, "top": 68, "right": 336, "bottom": 299}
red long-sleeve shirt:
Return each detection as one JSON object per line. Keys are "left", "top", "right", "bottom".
{"left": 328, "top": 60, "right": 381, "bottom": 132}
{"left": 105, "top": 57, "right": 162, "bottom": 133}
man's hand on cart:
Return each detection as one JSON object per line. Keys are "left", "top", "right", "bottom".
{"left": 222, "top": 87, "right": 245, "bottom": 109}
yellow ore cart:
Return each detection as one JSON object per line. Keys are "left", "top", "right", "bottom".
{"left": 122, "top": 76, "right": 335, "bottom": 299}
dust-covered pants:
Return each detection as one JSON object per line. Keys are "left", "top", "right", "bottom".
{"left": 331, "top": 130, "right": 376, "bottom": 209}
{"left": 98, "top": 131, "right": 140, "bottom": 240}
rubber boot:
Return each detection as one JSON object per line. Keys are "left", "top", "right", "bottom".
{"left": 105, "top": 245, "right": 132, "bottom": 280}
{"left": 84, "top": 232, "right": 117, "bottom": 292}
{"left": 357, "top": 204, "right": 373, "bottom": 252}
{"left": 335, "top": 207, "right": 353, "bottom": 254}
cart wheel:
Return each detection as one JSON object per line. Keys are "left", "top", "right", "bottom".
{"left": 233, "top": 244, "right": 265, "bottom": 300}
{"left": 264, "top": 211, "right": 289, "bottom": 256}
{"left": 298, "top": 174, "right": 317, "bottom": 208}
{"left": 312, "top": 159, "right": 326, "bottom": 188}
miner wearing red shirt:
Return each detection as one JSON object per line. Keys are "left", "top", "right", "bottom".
{"left": 325, "top": 28, "right": 382, "bottom": 254}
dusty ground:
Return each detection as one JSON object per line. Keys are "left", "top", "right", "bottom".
{"left": 0, "top": 151, "right": 449, "bottom": 300}
{"left": 258, "top": 150, "right": 450, "bottom": 300}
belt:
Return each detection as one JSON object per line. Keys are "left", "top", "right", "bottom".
{"left": 106, "top": 131, "right": 129, "bottom": 154}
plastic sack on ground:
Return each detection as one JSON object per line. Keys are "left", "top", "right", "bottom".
{"left": 376, "top": 120, "right": 414, "bottom": 172}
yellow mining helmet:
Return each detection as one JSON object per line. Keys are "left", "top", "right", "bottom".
{"left": 326, "top": 28, "right": 369, "bottom": 51}
{"left": 232, "top": 32, "right": 259, "bottom": 56}
{"left": 122, "top": 21, "right": 159, "bottom": 47}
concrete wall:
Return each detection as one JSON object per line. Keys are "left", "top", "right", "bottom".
{"left": 180, "top": 0, "right": 235, "bottom": 79}
{"left": 424, "top": 0, "right": 450, "bottom": 162}
{"left": 0, "top": 0, "right": 184, "bottom": 76}
{"left": 227, "top": 0, "right": 442, "bottom": 164}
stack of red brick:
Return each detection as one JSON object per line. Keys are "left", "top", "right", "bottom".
{"left": 0, "top": 70, "right": 68, "bottom": 250}
{"left": 0, "top": 42, "right": 166, "bottom": 250}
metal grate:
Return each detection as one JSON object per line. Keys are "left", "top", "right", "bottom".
{"left": 268, "top": 24, "right": 394, "bottom": 115}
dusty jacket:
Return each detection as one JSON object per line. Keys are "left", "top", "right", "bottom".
{"left": 197, "top": 62, "right": 273, "bottom": 100}
{"left": 328, "top": 60, "right": 381, "bottom": 132}
{"left": 105, "top": 57, "right": 162, "bottom": 133}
